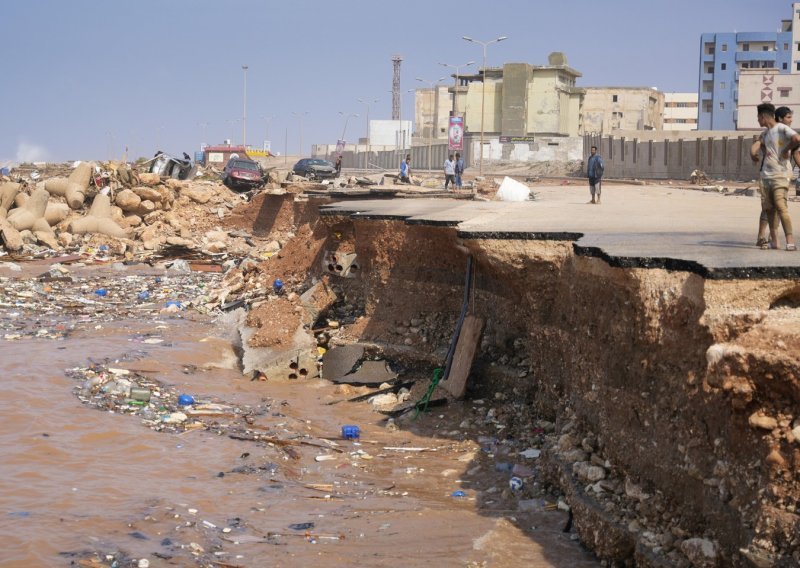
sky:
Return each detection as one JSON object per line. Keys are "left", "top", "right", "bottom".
{"left": 0, "top": 0, "right": 793, "bottom": 163}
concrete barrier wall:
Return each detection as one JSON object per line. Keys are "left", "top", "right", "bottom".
{"left": 585, "top": 133, "right": 762, "bottom": 181}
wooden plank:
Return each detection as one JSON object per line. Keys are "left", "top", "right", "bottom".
{"left": 440, "top": 315, "right": 485, "bottom": 399}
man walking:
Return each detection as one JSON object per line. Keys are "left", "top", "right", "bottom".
{"left": 454, "top": 152, "right": 465, "bottom": 189}
{"left": 587, "top": 145, "right": 604, "bottom": 204}
{"left": 751, "top": 102, "right": 800, "bottom": 250}
{"left": 444, "top": 154, "right": 456, "bottom": 190}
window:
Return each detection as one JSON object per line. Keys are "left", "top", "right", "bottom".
{"left": 721, "top": 63, "right": 727, "bottom": 70}
{"left": 779, "top": 88, "right": 791, "bottom": 97}
{"left": 720, "top": 81, "right": 726, "bottom": 89}
{"left": 741, "top": 62, "right": 750, "bottom": 69}
{"left": 706, "top": 64, "right": 714, "bottom": 73}
{"left": 785, "top": 43, "right": 790, "bottom": 50}
{"left": 612, "top": 95, "right": 618, "bottom": 102}
{"left": 797, "top": 61, "right": 800, "bottom": 71}
{"left": 719, "top": 102, "right": 725, "bottom": 110}
{"left": 784, "top": 63, "right": 789, "bottom": 70}
{"left": 722, "top": 43, "right": 728, "bottom": 52}
{"left": 742, "top": 43, "right": 749, "bottom": 52}
{"left": 763, "top": 45, "right": 770, "bottom": 51}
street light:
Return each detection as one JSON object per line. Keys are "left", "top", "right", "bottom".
{"left": 338, "top": 111, "right": 359, "bottom": 143}
{"left": 357, "top": 97, "right": 379, "bottom": 170}
{"left": 462, "top": 35, "right": 508, "bottom": 175}
{"left": 438, "top": 60, "right": 475, "bottom": 115}
{"left": 241, "top": 65, "right": 249, "bottom": 148}
{"left": 292, "top": 111, "right": 309, "bottom": 156}
{"left": 416, "top": 76, "right": 446, "bottom": 171}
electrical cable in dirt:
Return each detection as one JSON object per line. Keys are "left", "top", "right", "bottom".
{"left": 441, "top": 254, "right": 474, "bottom": 383}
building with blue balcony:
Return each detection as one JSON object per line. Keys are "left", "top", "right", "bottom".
{"left": 699, "top": 3, "right": 800, "bottom": 130}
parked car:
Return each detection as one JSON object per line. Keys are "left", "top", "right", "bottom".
{"left": 222, "top": 157, "right": 266, "bottom": 191}
{"left": 292, "top": 158, "right": 336, "bottom": 180}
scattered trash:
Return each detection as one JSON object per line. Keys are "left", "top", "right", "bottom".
{"left": 341, "top": 425, "right": 360, "bottom": 439}
{"left": 496, "top": 177, "right": 532, "bottom": 202}
{"left": 451, "top": 490, "right": 467, "bottom": 498}
{"left": 288, "top": 522, "right": 315, "bottom": 531}
{"left": 520, "top": 448, "right": 541, "bottom": 459}
{"left": 509, "top": 476, "right": 524, "bottom": 491}
{"left": 94, "top": 288, "right": 108, "bottom": 297}
{"left": 273, "top": 278, "right": 284, "bottom": 295}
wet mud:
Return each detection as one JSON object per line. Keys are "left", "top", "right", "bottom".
{"left": 0, "top": 266, "right": 597, "bottom": 567}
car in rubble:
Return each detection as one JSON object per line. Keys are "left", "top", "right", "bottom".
{"left": 292, "top": 158, "right": 336, "bottom": 180}
{"left": 221, "top": 157, "right": 267, "bottom": 191}
{"left": 149, "top": 151, "right": 196, "bottom": 180}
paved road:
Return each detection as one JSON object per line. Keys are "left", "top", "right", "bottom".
{"left": 320, "top": 182, "right": 800, "bottom": 279}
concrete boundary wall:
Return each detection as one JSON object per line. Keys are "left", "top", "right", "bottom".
{"left": 584, "top": 132, "right": 762, "bottom": 181}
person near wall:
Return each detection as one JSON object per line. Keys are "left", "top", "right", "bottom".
{"left": 754, "top": 106, "right": 800, "bottom": 247}
{"left": 444, "top": 154, "right": 456, "bottom": 190}
{"left": 750, "top": 102, "right": 800, "bottom": 250}
{"left": 335, "top": 155, "right": 342, "bottom": 177}
{"left": 454, "top": 152, "right": 465, "bottom": 189}
{"left": 399, "top": 154, "right": 412, "bottom": 184}
{"left": 587, "top": 145, "right": 605, "bottom": 204}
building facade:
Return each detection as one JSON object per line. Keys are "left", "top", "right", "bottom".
{"left": 663, "top": 92, "right": 699, "bottom": 131}
{"left": 414, "top": 52, "right": 584, "bottom": 145}
{"left": 737, "top": 68, "right": 800, "bottom": 129}
{"left": 581, "top": 87, "right": 664, "bottom": 134}
{"left": 699, "top": 3, "right": 800, "bottom": 129}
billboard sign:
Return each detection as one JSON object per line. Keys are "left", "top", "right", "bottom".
{"left": 448, "top": 116, "right": 464, "bottom": 151}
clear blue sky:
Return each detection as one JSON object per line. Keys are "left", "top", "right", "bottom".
{"left": 0, "top": 0, "right": 792, "bottom": 163}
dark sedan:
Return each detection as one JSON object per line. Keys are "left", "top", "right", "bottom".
{"left": 222, "top": 158, "right": 266, "bottom": 191}
{"left": 292, "top": 158, "right": 336, "bottom": 180}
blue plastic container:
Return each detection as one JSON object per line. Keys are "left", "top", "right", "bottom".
{"left": 177, "top": 394, "right": 195, "bottom": 406}
{"left": 138, "top": 291, "right": 150, "bottom": 301}
{"left": 165, "top": 300, "right": 182, "bottom": 308}
{"left": 341, "top": 425, "right": 360, "bottom": 439}
{"left": 94, "top": 289, "right": 108, "bottom": 297}
{"left": 273, "top": 279, "right": 284, "bottom": 294}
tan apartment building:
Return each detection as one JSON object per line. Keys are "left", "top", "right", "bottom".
{"left": 737, "top": 68, "right": 800, "bottom": 129}
{"left": 581, "top": 87, "right": 665, "bottom": 134}
{"left": 414, "top": 52, "right": 584, "bottom": 142}
{"left": 663, "top": 92, "right": 698, "bottom": 131}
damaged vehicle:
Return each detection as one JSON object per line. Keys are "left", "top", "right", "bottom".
{"left": 221, "top": 157, "right": 266, "bottom": 191}
{"left": 292, "top": 158, "right": 336, "bottom": 180}
{"left": 149, "top": 151, "right": 196, "bottom": 180}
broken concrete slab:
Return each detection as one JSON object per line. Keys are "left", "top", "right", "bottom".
{"left": 332, "top": 360, "right": 398, "bottom": 386}
{"left": 322, "top": 344, "right": 365, "bottom": 381}
{"left": 299, "top": 280, "right": 337, "bottom": 325}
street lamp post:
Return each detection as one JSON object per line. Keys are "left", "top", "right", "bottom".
{"left": 462, "top": 35, "right": 508, "bottom": 175}
{"left": 357, "top": 97, "right": 379, "bottom": 170}
{"left": 415, "top": 77, "right": 446, "bottom": 171}
{"left": 292, "top": 111, "right": 309, "bottom": 156}
{"left": 438, "top": 60, "right": 475, "bottom": 116}
{"left": 241, "top": 65, "right": 249, "bottom": 148}
{"left": 338, "top": 111, "right": 359, "bottom": 143}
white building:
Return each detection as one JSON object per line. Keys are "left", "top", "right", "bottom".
{"left": 663, "top": 93, "right": 699, "bottom": 131}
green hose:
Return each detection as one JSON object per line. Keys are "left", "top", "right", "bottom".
{"left": 414, "top": 367, "right": 444, "bottom": 419}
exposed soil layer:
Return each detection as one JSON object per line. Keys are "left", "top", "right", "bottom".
{"left": 229, "top": 192, "right": 800, "bottom": 567}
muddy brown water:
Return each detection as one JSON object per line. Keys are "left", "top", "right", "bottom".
{"left": 0, "top": 272, "right": 599, "bottom": 567}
